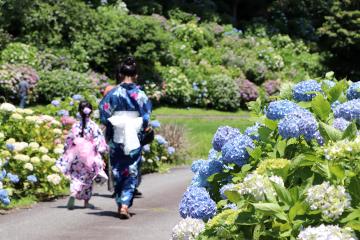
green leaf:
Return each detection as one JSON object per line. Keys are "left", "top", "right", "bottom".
{"left": 341, "top": 208, "right": 360, "bottom": 223}
{"left": 319, "top": 122, "right": 343, "bottom": 142}
{"left": 342, "top": 122, "right": 357, "bottom": 140}
{"left": 252, "top": 203, "right": 288, "bottom": 222}
{"left": 289, "top": 201, "right": 307, "bottom": 222}
{"left": 348, "top": 177, "right": 360, "bottom": 206}
{"left": 328, "top": 81, "right": 346, "bottom": 103}
{"left": 345, "top": 220, "right": 360, "bottom": 231}
{"left": 272, "top": 183, "right": 293, "bottom": 207}
{"left": 248, "top": 147, "right": 262, "bottom": 161}
{"left": 225, "top": 190, "right": 242, "bottom": 203}
{"left": 258, "top": 127, "right": 273, "bottom": 142}
{"left": 264, "top": 118, "right": 277, "bottom": 131}
{"left": 297, "top": 102, "right": 312, "bottom": 109}
{"left": 276, "top": 139, "right": 287, "bottom": 157}
{"left": 329, "top": 164, "right": 345, "bottom": 181}
{"left": 311, "top": 95, "right": 331, "bottom": 121}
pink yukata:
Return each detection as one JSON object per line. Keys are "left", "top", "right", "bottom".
{"left": 57, "top": 120, "right": 108, "bottom": 200}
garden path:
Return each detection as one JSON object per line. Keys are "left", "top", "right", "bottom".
{"left": 0, "top": 167, "right": 192, "bottom": 240}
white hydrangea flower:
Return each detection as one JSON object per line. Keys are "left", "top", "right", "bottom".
{"left": 39, "top": 146, "right": 49, "bottom": 154}
{"left": 24, "top": 163, "right": 34, "bottom": 171}
{"left": 25, "top": 116, "right": 38, "bottom": 123}
{"left": 51, "top": 120, "right": 61, "bottom": 126}
{"left": 30, "top": 156, "right": 40, "bottom": 164}
{"left": 0, "top": 181, "right": 3, "bottom": 189}
{"left": 0, "top": 132, "right": 4, "bottom": 139}
{"left": 22, "top": 109, "right": 34, "bottom": 115}
{"left": 6, "top": 138, "right": 16, "bottom": 144}
{"left": 324, "top": 136, "right": 360, "bottom": 160}
{"left": 13, "top": 142, "right": 29, "bottom": 152}
{"left": 47, "top": 174, "right": 61, "bottom": 185}
{"left": 297, "top": 224, "right": 357, "bottom": 240}
{"left": 41, "top": 155, "right": 52, "bottom": 162}
{"left": 11, "top": 113, "right": 23, "bottom": 120}
{"left": 0, "top": 103, "right": 16, "bottom": 112}
{"left": 236, "top": 173, "right": 281, "bottom": 201}
{"left": 54, "top": 148, "right": 64, "bottom": 155}
{"left": 93, "top": 110, "right": 100, "bottom": 119}
{"left": 14, "top": 154, "right": 30, "bottom": 162}
{"left": 171, "top": 218, "right": 205, "bottom": 240}
{"left": 269, "top": 175, "right": 285, "bottom": 187}
{"left": 306, "top": 182, "right": 351, "bottom": 219}
{"left": 29, "top": 142, "right": 40, "bottom": 149}
{"left": 51, "top": 166, "right": 60, "bottom": 173}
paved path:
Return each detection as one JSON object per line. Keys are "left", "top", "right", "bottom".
{"left": 0, "top": 167, "right": 192, "bottom": 240}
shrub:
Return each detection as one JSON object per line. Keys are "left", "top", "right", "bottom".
{"left": 36, "top": 70, "right": 93, "bottom": 103}
{"left": 208, "top": 74, "right": 239, "bottom": 111}
{"left": 0, "top": 43, "right": 39, "bottom": 67}
{"left": 262, "top": 80, "right": 281, "bottom": 96}
{"left": 236, "top": 79, "right": 259, "bottom": 105}
{"left": 0, "top": 64, "right": 39, "bottom": 103}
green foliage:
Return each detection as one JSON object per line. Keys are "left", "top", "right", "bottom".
{"left": 208, "top": 74, "right": 240, "bottom": 111}
{"left": 36, "top": 70, "right": 93, "bottom": 103}
{"left": 0, "top": 43, "right": 39, "bottom": 67}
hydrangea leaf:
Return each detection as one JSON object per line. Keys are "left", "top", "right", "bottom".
{"left": 311, "top": 95, "right": 331, "bottom": 121}
{"left": 340, "top": 208, "right": 360, "bottom": 223}
{"left": 289, "top": 201, "right": 307, "bottom": 222}
{"left": 224, "top": 190, "right": 242, "bottom": 203}
{"left": 329, "top": 165, "right": 346, "bottom": 182}
{"left": 272, "top": 182, "right": 293, "bottom": 207}
{"left": 319, "top": 122, "right": 343, "bottom": 143}
{"left": 275, "top": 140, "right": 287, "bottom": 158}
{"left": 342, "top": 121, "right": 357, "bottom": 140}
{"left": 328, "top": 81, "right": 346, "bottom": 103}
{"left": 247, "top": 147, "right": 262, "bottom": 161}
{"left": 344, "top": 221, "right": 360, "bottom": 231}
{"left": 251, "top": 203, "right": 288, "bottom": 222}
{"left": 258, "top": 127, "right": 272, "bottom": 142}
{"left": 348, "top": 177, "right": 360, "bottom": 207}
{"left": 264, "top": 118, "right": 277, "bottom": 131}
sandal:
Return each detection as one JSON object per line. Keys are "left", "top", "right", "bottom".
{"left": 118, "top": 205, "right": 131, "bottom": 219}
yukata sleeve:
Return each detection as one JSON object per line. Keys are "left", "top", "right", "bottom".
{"left": 91, "top": 122, "right": 108, "bottom": 154}
{"left": 139, "top": 92, "right": 152, "bottom": 129}
{"left": 99, "top": 93, "right": 114, "bottom": 125}
{"left": 56, "top": 123, "right": 79, "bottom": 174}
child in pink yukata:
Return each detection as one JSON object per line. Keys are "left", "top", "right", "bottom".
{"left": 57, "top": 101, "right": 108, "bottom": 210}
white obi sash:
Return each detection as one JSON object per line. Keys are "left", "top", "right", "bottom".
{"left": 107, "top": 111, "right": 143, "bottom": 155}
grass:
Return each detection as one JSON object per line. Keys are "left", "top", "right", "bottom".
{"left": 154, "top": 107, "right": 254, "bottom": 160}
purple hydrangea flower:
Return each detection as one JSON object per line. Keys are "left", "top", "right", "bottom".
{"left": 244, "top": 122, "right": 261, "bottom": 140}
{"left": 27, "top": 175, "right": 37, "bottom": 183}
{"left": 333, "top": 118, "right": 351, "bottom": 131}
{"left": 72, "top": 94, "right": 83, "bottom": 101}
{"left": 238, "top": 79, "right": 259, "bottom": 103}
{"left": 51, "top": 100, "right": 60, "bottom": 107}
{"left": 143, "top": 144, "right": 151, "bottom": 153}
{"left": 69, "top": 101, "right": 74, "bottom": 106}
{"left": 333, "top": 99, "right": 360, "bottom": 122}
{"left": 221, "top": 134, "right": 254, "bottom": 167}
{"left": 191, "top": 160, "right": 206, "bottom": 173}
{"left": 293, "top": 80, "right": 322, "bottom": 102}
{"left": 167, "top": 146, "right": 175, "bottom": 155}
{"left": 57, "top": 109, "right": 69, "bottom": 117}
{"left": 179, "top": 186, "right": 217, "bottom": 220}
{"left": 155, "top": 135, "right": 167, "bottom": 145}
{"left": 220, "top": 183, "right": 235, "bottom": 199}
{"left": 150, "top": 120, "right": 161, "bottom": 128}
{"left": 347, "top": 82, "right": 360, "bottom": 100}
{"left": 7, "top": 173, "right": 19, "bottom": 183}
{"left": 278, "top": 109, "right": 318, "bottom": 140}
{"left": 266, "top": 100, "right": 301, "bottom": 120}
{"left": 212, "top": 126, "right": 241, "bottom": 151}
{"left": 0, "top": 189, "right": 10, "bottom": 206}
{"left": 262, "top": 80, "right": 280, "bottom": 96}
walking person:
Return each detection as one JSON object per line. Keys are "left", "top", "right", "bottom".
{"left": 99, "top": 56, "right": 152, "bottom": 219}
{"left": 18, "top": 78, "right": 29, "bottom": 108}
{"left": 57, "top": 100, "right": 108, "bottom": 210}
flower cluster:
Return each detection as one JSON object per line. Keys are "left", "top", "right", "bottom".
{"left": 332, "top": 118, "right": 351, "bottom": 131}
{"left": 297, "top": 225, "right": 357, "bottom": 240}
{"left": 244, "top": 122, "right": 261, "bottom": 140}
{"left": 278, "top": 109, "right": 318, "bottom": 140}
{"left": 179, "top": 186, "right": 217, "bottom": 220}
{"left": 171, "top": 218, "right": 205, "bottom": 240}
{"left": 155, "top": 135, "right": 167, "bottom": 145}
{"left": 237, "top": 79, "right": 259, "bottom": 103}
{"left": 324, "top": 136, "right": 360, "bottom": 160}
{"left": 0, "top": 189, "right": 10, "bottom": 205}
{"left": 221, "top": 134, "right": 254, "bottom": 167}
{"left": 333, "top": 99, "right": 360, "bottom": 122}
{"left": 265, "top": 100, "right": 301, "bottom": 120}
{"left": 191, "top": 159, "right": 207, "bottom": 173}
{"left": 262, "top": 80, "right": 281, "bottom": 96}
{"left": 235, "top": 173, "right": 284, "bottom": 201}
{"left": 346, "top": 82, "right": 360, "bottom": 100}
{"left": 292, "top": 80, "right": 322, "bottom": 102}
{"left": 212, "top": 126, "right": 240, "bottom": 151}
{"left": 255, "top": 158, "right": 290, "bottom": 177}
{"left": 305, "top": 182, "right": 351, "bottom": 219}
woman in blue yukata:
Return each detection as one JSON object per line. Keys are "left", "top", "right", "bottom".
{"left": 99, "top": 56, "right": 152, "bottom": 219}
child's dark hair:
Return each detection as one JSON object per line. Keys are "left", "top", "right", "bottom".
{"left": 78, "top": 100, "right": 93, "bottom": 137}
{"left": 116, "top": 56, "right": 137, "bottom": 84}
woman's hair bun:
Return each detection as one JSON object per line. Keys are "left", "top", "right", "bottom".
{"left": 124, "top": 56, "right": 136, "bottom": 66}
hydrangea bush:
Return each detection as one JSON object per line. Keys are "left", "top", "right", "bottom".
{"left": 175, "top": 76, "right": 360, "bottom": 239}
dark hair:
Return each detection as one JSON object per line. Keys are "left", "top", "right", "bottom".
{"left": 116, "top": 56, "right": 137, "bottom": 83}
{"left": 78, "top": 100, "right": 93, "bottom": 137}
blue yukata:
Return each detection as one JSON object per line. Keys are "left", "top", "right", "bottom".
{"left": 99, "top": 83, "right": 151, "bottom": 207}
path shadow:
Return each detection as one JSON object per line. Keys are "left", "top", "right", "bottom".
{"left": 87, "top": 211, "right": 136, "bottom": 218}
{"left": 92, "top": 193, "right": 113, "bottom": 198}
{"left": 56, "top": 205, "right": 102, "bottom": 210}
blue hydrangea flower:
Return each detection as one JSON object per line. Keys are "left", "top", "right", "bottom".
{"left": 333, "top": 99, "right": 360, "bottom": 122}
{"left": 333, "top": 118, "right": 351, "bottom": 131}
{"left": 51, "top": 100, "right": 60, "bottom": 107}
{"left": 72, "top": 94, "right": 83, "bottom": 101}
{"left": 220, "top": 183, "right": 235, "bottom": 199}
{"left": 212, "top": 126, "right": 241, "bottom": 151}
{"left": 150, "top": 120, "right": 161, "bottom": 128}
{"left": 7, "top": 173, "right": 19, "bottom": 184}
{"left": 190, "top": 173, "right": 208, "bottom": 187}
{"left": 314, "top": 131, "right": 324, "bottom": 146}
{"left": 221, "top": 134, "right": 254, "bottom": 167}
{"left": 322, "top": 80, "right": 336, "bottom": 88}
{"left": 179, "top": 186, "right": 217, "bottom": 220}
{"left": 57, "top": 109, "right": 69, "bottom": 117}
{"left": 346, "top": 82, "right": 360, "bottom": 100}
{"left": 244, "top": 122, "right": 261, "bottom": 140}
{"left": 331, "top": 100, "right": 341, "bottom": 110}
{"left": 167, "top": 146, "right": 175, "bottom": 155}
{"left": 293, "top": 80, "right": 322, "bottom": 102}
{"left": 224, "top": 203, "right": 238, "bottom": 210}
{"left": 0, "top": 169, "right": 6, "bottom": 181}
{"left": 27, "top": 175, "right": 37, "bottom": 183}
{"left": 0, "top": 189, "right": 10, "bottom": 206}
{"left": 155, "top": 135, "right": 167, "bottom": 145}
{"left": 69, "top": 101, "right": 74, "bottom": 106}
{"left": 191, "top": 160, "right": 206, "bottom": 173}
{"left": 198, "top": 160, "right": 223, "bottom": 179}
{"left": 6, "top": 143, "right": 14, "bottom": 152}
{"left": 265, "top": 100, "right": 301, "bottom": 120}
{"left": 143, "top": 144, "right": 151, "bottom": 153}
{"left": 278, "top": 109, "right": 318, "bottom": 140}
